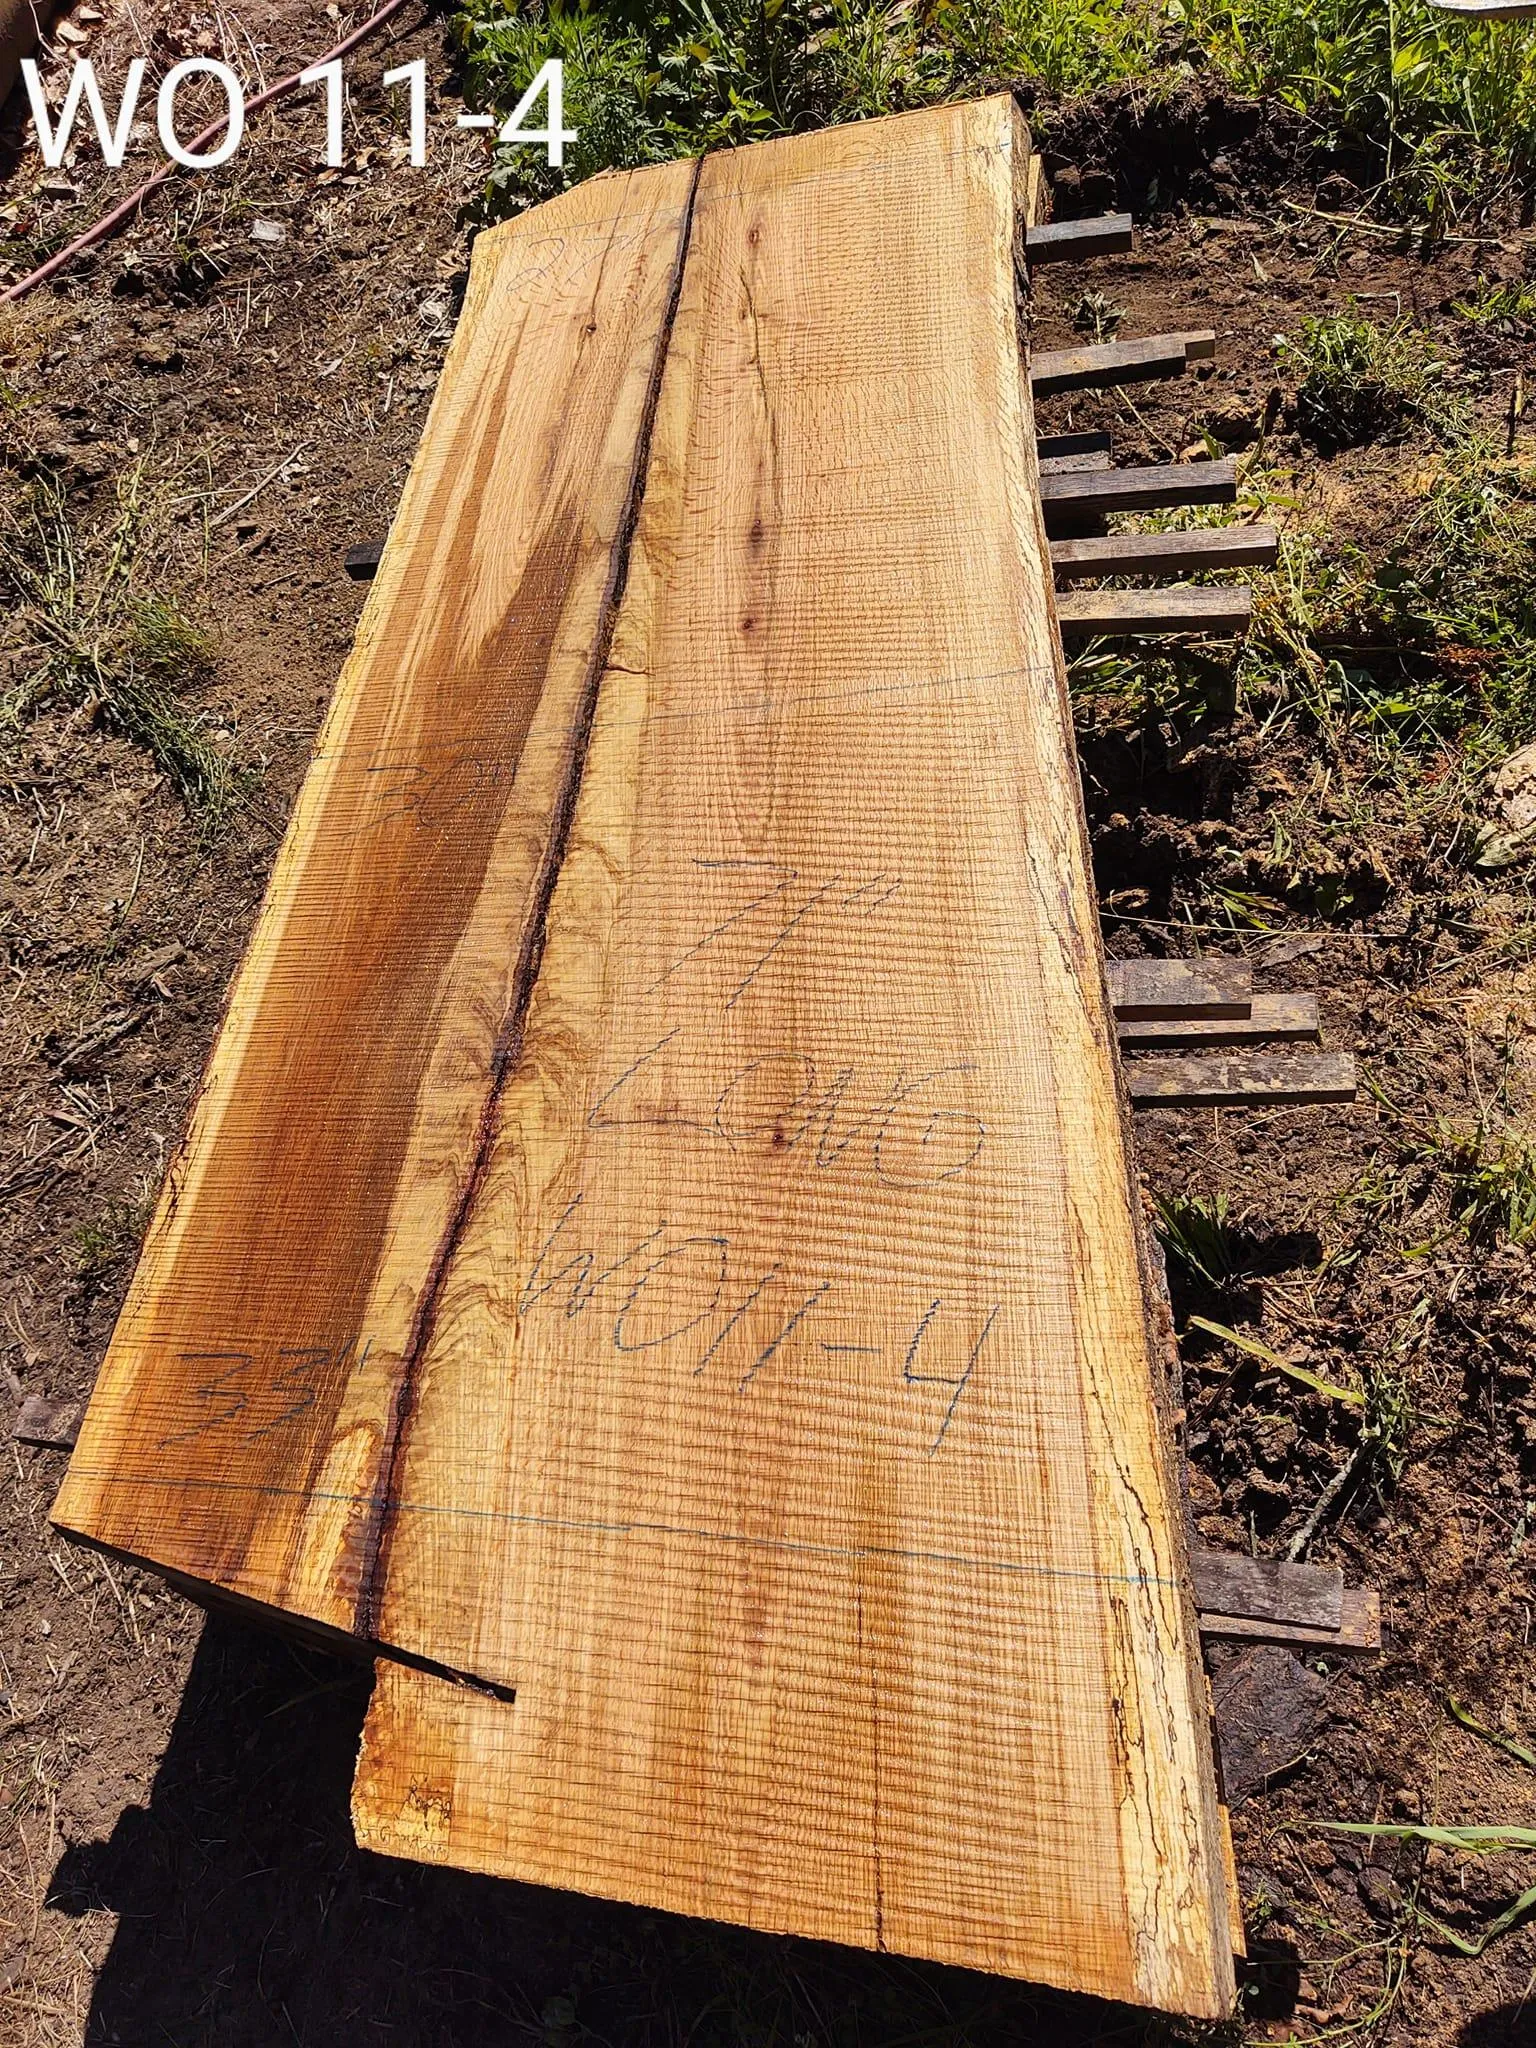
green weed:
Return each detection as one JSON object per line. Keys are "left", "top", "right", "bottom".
{"left": 1279, "top": 307, "right": 1464, "bottom": 449}
{"left": 0, "top": 471, "right": 235, "bottom": 817}
{"left": 1155, "top": 1189, "right": 1240, "bottom": 1287}
{"left": 1202, "top": 0, "right": 1536, "bottom": 216}
{"left": 1454, "top": 278, "right": 1536, "bottom": 327}
{"left": 72, "top": 1198, "right": 150, "bottom": 1280}
{"left": 1069, "top": 288, "right": 1125, "bottom": 341}
{"left": 1431, "top": 1122, "right": 1536, "bottom": 1245}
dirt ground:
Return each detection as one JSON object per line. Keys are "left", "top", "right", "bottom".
{"left": 2, "top": 5, "right": 1535, "bottom": 2043}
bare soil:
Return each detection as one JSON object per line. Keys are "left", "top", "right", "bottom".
{"left": 2, "top": 7, "right": 1534, "bottom": 2043}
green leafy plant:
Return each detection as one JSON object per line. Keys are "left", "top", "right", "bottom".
{"left": 1154, "top": 1189, "right": 1241, "bottom": 1287}
{"left": 1431, "top": 1123, "right": 1536, "bottom": 1245}
{"left": 1279, "top": 307, "right": 1463, "bottom": 450}
{"left": 1454, "top": 278, "right": 1536, "bottom": 327}
{"left": 450, "top": 0, "right": 1536, "bottom": 220}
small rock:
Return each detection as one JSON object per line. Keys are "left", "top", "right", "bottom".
{"left": 1492, "top": 739, "right": 1536, "bottom": 832}
{"left": 1257, "top": 932, "right": 1327, "bottom": 969}
{"left": 1358, "top": 1867, "right": 1405, "bottom": 1919}
{"left": 56, "top": 17, "right": 88, "bottom": 43}
{"left": 1209, "top": 155, "right": 1233, "bottom": 178}
{"left": 1301, "top": 1838, "right": 1336, "bottom": 1873}
{"left": 1052, "top": 165, "right": 1082, "bottom": 202}
{"left": 250, "top": 219, "right": 286, "bottom": 246}
{"left": 1203, "top": 402, "right": 1260, "bottom": 449}
{"left": 39, "top": 179, "right": 79, "bottom": 202}
{"left": 134, "top": 341, "right": 183, "bottom": 375}
{"left": 1245, "top": 1467, "right": 1292, "bottom": 1510}
{"left": 38, "top": 1617, "right": 52, "bottom": 1637}
{"left": 1251, "top": 1415, "right": 1299, "bottom": 1469}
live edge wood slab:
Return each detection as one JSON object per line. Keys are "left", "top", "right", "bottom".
{"left": 55, "top": 100, "right": 1236, "bottom": 2020}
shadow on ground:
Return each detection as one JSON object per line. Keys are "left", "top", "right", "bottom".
{"left": 1459, "top": 2005, "right": 1536, "bottom": 2048}
{"left": 47, "top": 1619, "right": 1193, "bottom": 2047}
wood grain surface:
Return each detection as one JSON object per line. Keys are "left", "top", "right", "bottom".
{"left": 53, "top": 160, "right": 698, "bottom": 1629}
{"left": 351, "top": 100, "right": 1234, "bottom": 2017}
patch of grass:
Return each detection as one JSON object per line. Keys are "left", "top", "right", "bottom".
{"left": 1205, "top": 0, "right": 1536, "bottom": 218}
{"left": 1454, "top": 278, "right": 1536, "bottom": 327}
{"left": 1227, "top": 441, "right": 1536, "bottom": 785}
{"left": 1155, "top": 1189, "right": 1240, "bottom": 1287}
{"left": 0, "top": 470, "right": 236, "bottom": 819}
{"left": 1431, "top": 1122, "right": 1536, "bottom": 1245}
{"left": 1279, "top": 306, "right": 1464, "bottom": 450}
{"left": 450, "top": 0, "right": 1536, "bottom": 221}
{"left": 72, "top": 1198, "right": 150, "bottom": 1281}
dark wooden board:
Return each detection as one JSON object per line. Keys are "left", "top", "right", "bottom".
{"left": 1037, "top": 431, "right": 1111, "bottom": 465}
{"left": 1116, "top": 993, "right": 1319, "bottom": 1049}
{"left": 1024, "top": 215, "right": 1135, "bottom": 263}
{"left": 1057, "top": 586, "right": 1252, "bottom": 636}
{"left": 1042, "top": 461, "right": 1238, "bottom": 518}
{"left": 1031, "top": 332, "right": 1216, "bottom": 396}
{"left": 1200, "top": 1588, "right": 1382, "bottom": 1654}
{"left": 1105, "top": 958, "right": 1252, "bottom": 1021}
{"left": 1040, "top": 449, "right": 1112, "bottom": 476}
{"left": 1190, "top": 1549, "right": 1344, "bottom": 1630}
{"left": 14, "top": 1395, "right": 82, "bottom": 1450}
{"left": 1051, "top": 524, "right": 1278, "bottom": 581}
{"left": 344, "top": 540, "right": 385, "bottom": 580}
{"left": 1126, "top": 1052, "right": 1358, "bottom": 1107}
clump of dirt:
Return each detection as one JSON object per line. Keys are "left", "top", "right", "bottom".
{"left": 1025, "top": 76, "right": 1310, "bottom": 219}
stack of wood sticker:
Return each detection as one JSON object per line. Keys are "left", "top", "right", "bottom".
{"left": 54, "top": 97, "right": 1239, "bottom": 2019}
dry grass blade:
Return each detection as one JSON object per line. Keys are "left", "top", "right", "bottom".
{"left": 0, "top": 469, "right": 236, "bottom": 818}
{"left": 1447, "top": 1695, "right": 1536, "bottom": 1771}
{"left": 1319, "top": 1821, "right": 1536, "bottom": 1957}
